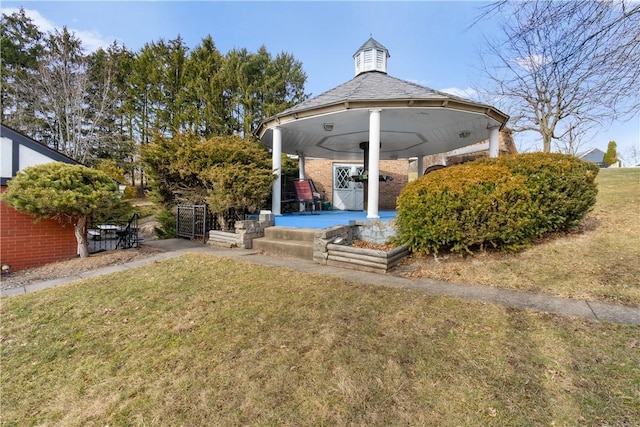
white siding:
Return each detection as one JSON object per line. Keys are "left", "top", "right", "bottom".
{"left": 0, "top": 137, "right": 12, "bottom": 178}
{"left": 20, "top": 144, "right": 57, "bottom": 170}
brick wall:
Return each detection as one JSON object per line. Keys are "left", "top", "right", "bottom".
{"left": 304, "top": 158, "right": 409, "bottom": 210}
{"left": 1, "top": 186, "right": 78, "bottom": 271}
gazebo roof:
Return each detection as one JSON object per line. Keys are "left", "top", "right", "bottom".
{"left": 277, "top": 71, "right": 479, "bottom": 115}
{"left": 256, "top": 39, "right": 509, "bottom": 161}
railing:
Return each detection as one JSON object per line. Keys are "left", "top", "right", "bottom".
{"left": 87, "top": 213, "right": 140, "bottom": 253}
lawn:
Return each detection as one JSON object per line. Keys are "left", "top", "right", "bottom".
{"left": 2, "top": 253, "right": 639, "bottom": 426}
{"left": 405, "top": 168, "right": 640, "bottom": 306}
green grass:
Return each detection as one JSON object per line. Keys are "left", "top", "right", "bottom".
{"left": 406, "top": 168, "right": 640, "bottom": 306}
{"left": 2, "top": 254, "right": 639, "bottom": 426}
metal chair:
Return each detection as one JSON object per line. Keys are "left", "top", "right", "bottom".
{"left": 293, "top": 180, "right": 323, "bottom": 213}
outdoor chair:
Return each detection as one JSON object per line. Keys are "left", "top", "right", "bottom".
{"left": 293, "top": 179, "right": 323, "bottom": 213}
{"left": 116, "top": 213, "right": 140, "bottom": 249}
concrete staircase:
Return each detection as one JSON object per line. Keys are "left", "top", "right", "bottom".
{"left": 252, "top": 227, "right": 316, "bottom": 260}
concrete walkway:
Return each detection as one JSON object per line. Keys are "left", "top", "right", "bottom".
{"left": 2, "top": 239, "right": 639, "bottom": 326}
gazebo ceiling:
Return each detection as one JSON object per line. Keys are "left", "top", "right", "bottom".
{"left": 256, "top": 71, "right": 509, "bottom": 161}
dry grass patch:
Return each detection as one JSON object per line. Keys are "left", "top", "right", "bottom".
{"left": 2, "top": 253, "right": 639, "bottom": 426}
{"left": 402, "top": 168, "right": 640, "bottom": 306}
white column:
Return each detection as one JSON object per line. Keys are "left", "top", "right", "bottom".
{"left": 367, "top": 109, "right": 381, "bottom": 219}
{"left": 298, "top": 152, "right": 306, "bottom": 180}
{"left": 298, "top": 152, "right": 306, "bottom": 211}
{"left": 417, "top": 156, "right": 424, "bottom": 178}
{"left": 489, "top": 126, "right": 500, "bottom": 158}
{"left": 271, "top": 126, "right": 282, "bottom": 215}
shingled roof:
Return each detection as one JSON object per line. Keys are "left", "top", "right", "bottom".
{"left": 277, "top": 71, "right": 475, "bottom": 117}
{"left": 353, "top": 37, "right": 390, "bottom": 57}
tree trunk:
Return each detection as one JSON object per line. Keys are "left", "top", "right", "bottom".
{"left": 75, "top": 215, "right": 89, "bottom": 258}
{"left": 541, "top": 129, "right": 553, "bottom": 153}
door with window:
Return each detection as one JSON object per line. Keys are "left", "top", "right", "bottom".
{"left": 332, "top": 164, "right": 364, "bottom": 210}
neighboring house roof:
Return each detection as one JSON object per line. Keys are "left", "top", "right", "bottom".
{"left": 1, "top": 124, "right": 78, "bottom": 185}
{"left": 577, "top": 147, "right": 606, "bottom": 164}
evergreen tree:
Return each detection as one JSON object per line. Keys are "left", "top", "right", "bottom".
{"left": 183, "top": 35, "right": 229, "bottom": 136}
{"left": 603, "top": 140, "right": 618, "bottom": 166}
{"left": 1, "top": 163, "right": 132, "bottom": 258}
{"left": 0, "top": 8, "right": 45, "bottom": 132}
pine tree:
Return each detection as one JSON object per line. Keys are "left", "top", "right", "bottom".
{"left": 0, "top": 8, "right": 45, "bottom": 132}
{"left": 1, "top": 163, "right": 131, "bottom": 257}
{"left": 603, "top": 140, "right": 618, "bottom": 166}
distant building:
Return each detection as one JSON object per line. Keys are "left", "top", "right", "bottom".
{"left": 577, "top": 148, "right": 608, "bottom": 168}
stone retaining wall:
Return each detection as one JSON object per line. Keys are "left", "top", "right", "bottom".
{"left": 326, "top": 243, "right": 409, "bottom": 274}
{"left": 208, "top": 210, "right": 275, "bottom": 249}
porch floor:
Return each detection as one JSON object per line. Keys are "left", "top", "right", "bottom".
{"left": 274, "top": 210, "right": 397, "bottom": 229}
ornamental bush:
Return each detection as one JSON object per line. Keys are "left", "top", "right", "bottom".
{"left": 471, "top": 152, "right": 599, "bottom": 235}
{"left": 395, "top": 164, "right": 536, "bottom": 254}
{"left": 394, "top": 153, "right": 599, "bottom": 255}
{"left": 1, "top": 162, "right": 131, "bottom": 257}
{"left": 141, "top": 132, "right": 275, "bottom": 235}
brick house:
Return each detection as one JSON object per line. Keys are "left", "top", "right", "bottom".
{"left": 1, "top": 125, "right": 78, "bottom": 272}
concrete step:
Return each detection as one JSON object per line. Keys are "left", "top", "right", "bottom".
{"left": 264, "top": 227, "right": 316, "bottom": 242}
{"left": 253, "top": 237, "right": 314, "bottom": 260}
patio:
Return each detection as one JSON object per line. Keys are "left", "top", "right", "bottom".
{"left": 274, "top": 210, "right": 397, "bottom": 229}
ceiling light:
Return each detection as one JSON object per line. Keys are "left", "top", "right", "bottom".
{"left": 458, "top": 130, "right": 471, "bottom": 139}
{"left": 323, "top": 123, "right": 334, "bottom": 132}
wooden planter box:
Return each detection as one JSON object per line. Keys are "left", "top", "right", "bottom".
{"left": 326, "top": 243, "right": 409, "bottom": 274}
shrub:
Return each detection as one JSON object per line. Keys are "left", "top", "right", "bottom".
{"left": 123, "top": 185, "right": 138, "bottom": 200}
{"left": 471, "top": 153, "right": 599, "bottom": 235}
{"left": 1, "top": 162, "right": 131, "bottom": 257}
{"left": 395, "top": 164, "right": 536, "bottom": 254}
{"left": 395, "top": 152, "right": 599, "bottom": 255}
{"left": 154, "top": 208, "right": 177, "bottom": 239}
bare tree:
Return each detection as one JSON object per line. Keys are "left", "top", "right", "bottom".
{"left": 20, "top": 27, "right": 118, "bottom": 163}
{"left": 554, "top": 119, "right": 596, "bottom": 155}
{"left": 477, "top": 1, "right": 640, "bottom": 152}
{"left": 622, "top": 144, "right": 640, "bottom": 166}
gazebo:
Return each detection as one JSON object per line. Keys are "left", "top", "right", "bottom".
{"left": 256, "top": 37, "right": 509, "bottom": 218}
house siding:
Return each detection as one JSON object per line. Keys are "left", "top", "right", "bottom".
{"left": 1, "top": 186, "right": 78, "bottom": 271}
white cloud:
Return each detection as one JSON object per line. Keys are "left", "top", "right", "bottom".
{"left": 439, "top": 87, "right": 479, "bottom": 101}
{"left": 1, "top": 7, "right": 55, "bottom": 33}
{"left": 513, "top": 54, "right": 550, "bottom": 71}
{"left": 1, "top": 7, "right": 115, "bottom": 53}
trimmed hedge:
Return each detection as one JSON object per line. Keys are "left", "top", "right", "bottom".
{"left": 394, "top": 153, "right": 599, "bottom": 254}
{"left": 471, "top": 153, "right": 599, "bottom": 235}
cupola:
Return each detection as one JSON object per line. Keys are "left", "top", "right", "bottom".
{"left": 353, "top": 36, "right": 390, "bottom": 76}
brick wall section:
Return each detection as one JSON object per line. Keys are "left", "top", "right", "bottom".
{"left": 1, "top": 186, "right": 78, "bottom": 271}
{"left": 304, "top": 158, "right": 409, "bottom": 210}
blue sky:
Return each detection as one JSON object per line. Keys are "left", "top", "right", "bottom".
{"left": 3, "top": 1, "right": 639, "bottom": 161}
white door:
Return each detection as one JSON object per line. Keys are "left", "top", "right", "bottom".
{"left": 332, "top": 164, "right": 364, "bottom": 210}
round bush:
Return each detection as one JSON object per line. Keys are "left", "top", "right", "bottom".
{"left": 395, "top": 153, "right": 599, "bottom": 255}
{"left": 395, "top": 164, "right": 536, "bottom": 254}
{"left": 471, "top": 153, "right": 599, "bottom": 235}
